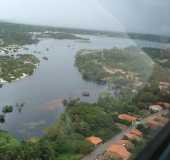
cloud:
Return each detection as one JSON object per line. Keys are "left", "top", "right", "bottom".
{"left": 0, "top": 0, "right": 124, "bottom": 31}
{"left": 98, "top": 0, "right": 170, "bottom": 35}
{"left": 0, "top": 0, "right": 169, "bottom": 35}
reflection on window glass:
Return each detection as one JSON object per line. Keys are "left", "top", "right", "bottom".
{"left": 0, "top": 0, "right": 169, "bottom": 160}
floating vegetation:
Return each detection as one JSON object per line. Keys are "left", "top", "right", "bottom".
{"left": 0, "top": 114, "right": 5, "bottom": 123}
{"left": 2, "top": 105, "right": 13, "bottom": 114}
{"left": 16, "top": 102, "right": 25, "bottom": 113}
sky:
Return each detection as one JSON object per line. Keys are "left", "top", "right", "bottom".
{"left": 0, "top": 0, "right": 169, "bottom": 35}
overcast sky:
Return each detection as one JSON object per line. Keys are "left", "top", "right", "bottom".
{"left": 0, "top": 0, "right": 169, "bottom": 35}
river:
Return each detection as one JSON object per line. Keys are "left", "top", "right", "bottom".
{"left": 0, "top": 34, "right": 166, "bottom": 139}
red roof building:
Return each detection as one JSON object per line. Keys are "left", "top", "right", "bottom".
{"left": 118, "top": 114, "right": 138, "bottom": 122}
{"left": 86, "top": 136, "right": 103, "bottom": 145}
{"left": 107, "top": 144, "right": 131, "bottom": 160}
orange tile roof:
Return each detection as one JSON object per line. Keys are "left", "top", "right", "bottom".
{"left": 115, "top": 140, "right": 131, "bottom": 146}
{"left": 118, "top": 114, "right": 138, "bottom": 122}
{"left": 115, "top": 140, "right": 134, "bottom": 150}
{"left": 130, "top": 129, "right": 143, "bottom": 137}
{"left": 107, "top": 144, "right": 131, "bottom": 160}
{"left": 86, "top": 136, "right": 103, "bottom": 145}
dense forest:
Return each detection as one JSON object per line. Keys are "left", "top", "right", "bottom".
{"left": 0, "top": 21, "right": 170, "bottom": 47}
{"left": 75, "top": 47, "right": 170, "bottom": 90}
{"left": 0, "top": 22, "right": 86, "bottom": 46}
{"left": 75, "top": 47, "right": 154, "bottom": 91}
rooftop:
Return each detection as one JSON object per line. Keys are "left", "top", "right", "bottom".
{"left": 118, "top": 114, "right": 138, "bottom": 122}
{"left": 86, "top": 136, "right": 103, "bottom": 145}
{"left": 115, "top": 139, "right": 134, "bottom": 150}
{"left": 107, "top": 144, "right": 131, "bottom": 160}
{"left": 149, "top": 105, "right": 163, "bottom": 112}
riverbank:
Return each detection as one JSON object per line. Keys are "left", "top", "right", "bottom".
{"left": 1, "top": 44, "right": 170, "bottom": 159}
{"left": 75, "top": 47, "right": 170, "bottom": 93}
{"left": 75, "top": 47, "right": 154, "bottom": 93}
{"left": 1, "top": 77, "right": 170, "bottom": 160}
{"left": 1, "top": 21, "right": 170, "bottom": 160}
{"left": 0, "top": 54, "right": 40, "bottom": 83}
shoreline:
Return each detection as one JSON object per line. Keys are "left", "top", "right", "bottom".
{"left": 0, "top": 64, "right": 39, "bottom": 85}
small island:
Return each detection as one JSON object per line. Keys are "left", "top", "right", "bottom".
{"left": 0, "top": 54, "right": 39, "bottom": 83}
{"left": 35, "top": 31, "right": 89, "bottom": 41}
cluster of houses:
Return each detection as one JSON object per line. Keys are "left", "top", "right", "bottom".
{"left": 84, "top": 101, "right": 170, "bottom": 160}
{"left": 149, "top": 102, "right": 170, "bottom": 112}
{"left": 0, "top": 45, "right": 20, "bottom": 56}
{"left": 86, "top": 128, "right": 143, "bottom": 160}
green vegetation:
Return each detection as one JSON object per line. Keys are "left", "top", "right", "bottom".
{"left": 1, "top": 80, "right": 170, "bottom": 159}
{"left": 0, "top": 54, "right": 39, "bottom": 82}
{"left": 0, "top": 22, "right": 88, "bottom": 47}
{"left": 1, "top": 21, "right": 170, "bottom": 160}
{"left": 75, "top": 47, "right": 170, "bottom": 94}
{"left": 75, "top": 47, "right": 153, "bottom": 90}
{"left": 0, "top": 131, "right": 20, "bottom": 152}
{"left": 0, "top": 22, "right": 39, "bottom": 46}
{"left": 0, "top": 115, "right": 5, "bottom": 123}
{"left": 0, "top": 45, "right": 170, "bottom": 160}
{"left": 142, "top": 47, "right": 170, "bottom": 68}
{"left": 141, "top": 48, "right": 170, "bottom": 82}
{"left": 2, "top": 105, "right": 13, "bottom": 113}
{"left": 38, "top": 32, "right": 89, "bottom": 40}
{"left": 1, "top": 21, "right": 169, "bottom": 48}
{"left": 103, "top": 32, "right": 170, "bottom": 43}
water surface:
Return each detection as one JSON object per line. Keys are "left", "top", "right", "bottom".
{"left": 0, "top": 35, "right": 165, "bottom": 139}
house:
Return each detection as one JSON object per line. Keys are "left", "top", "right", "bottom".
{"left": 86, "top": 136, "right": 103, "bottom": 146}
{"left": 149, "top": 105, "right": 162, "bottom": 112}
{"left": 115, "top": 140, "right": 134, "bottom": 150}
{"left": 159, "top": 81, "right": 170, "bottom": 91}
{"left": 155, "top": 102, "right": 170, "bottom": 110}
{"left": 106, "top": 144, "right": 131, "bottom": 160}
{"left": 130, "top": 129, "right": 143, "bottom": 137}
{"left": 118, "top": 114, "right": 138, "bottom": 123}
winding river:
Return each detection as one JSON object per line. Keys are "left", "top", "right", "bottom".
{"left": 0, "top": 34, "right": 166, "bottom": 139}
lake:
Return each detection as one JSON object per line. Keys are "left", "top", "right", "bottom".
{"left": 0, "top": 34, "right": 166, "bottom": 139}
